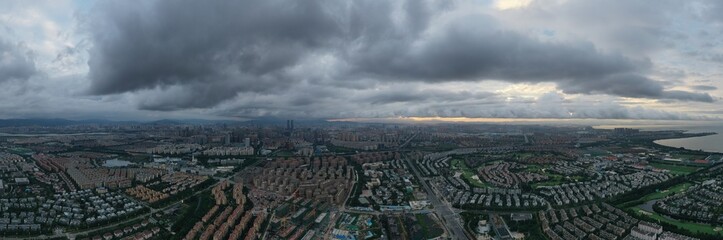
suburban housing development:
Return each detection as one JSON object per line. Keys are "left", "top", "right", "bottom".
{"left": 0, "top": 120, "right": 721, "bottom": 240}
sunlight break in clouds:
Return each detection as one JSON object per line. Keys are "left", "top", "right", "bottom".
{"left": 495, "top": 0, "right": 534, "bottom": 10}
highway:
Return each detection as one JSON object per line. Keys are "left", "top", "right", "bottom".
{"left": 404, "top": 156, "right": 472, "bottom": 240}
{"left": 397, "top": 132, "right": 418, "bottom": 150}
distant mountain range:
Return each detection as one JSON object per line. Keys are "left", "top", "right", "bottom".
{"left": 0, "top": 118, "right": 79, "bottom": 127}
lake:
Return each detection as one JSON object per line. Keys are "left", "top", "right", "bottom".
{"left": 654, "top": 131, "right": 723, "bottom": 153}
{"left": 595, "top": 123, "right": 723, "bottom": 153}
{"left": 103, "top": 159, "right": 134, "bottom": 167}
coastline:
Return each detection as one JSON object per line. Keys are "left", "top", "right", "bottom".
{"left": 652, "top": 132, "right": 722, "bottom": 154}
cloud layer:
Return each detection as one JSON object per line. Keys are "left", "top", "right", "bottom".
{"left": 0, "top": 0, "right": 721, "bottom": 121}
{"left": 83, "top": 0, "right": 715, "bottom": 115}
{"left": 0, "top": 39, "right": 36, "bottom": 82}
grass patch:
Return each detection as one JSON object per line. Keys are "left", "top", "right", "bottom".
{"left": 650, "top": 163, "right": 700, "bottom": 175}
{"left": 618, "top": 182, "right": 691, "bottom": 209}
{"left": 415, "top": 214, "right": 444, "bottom": 239}
{"left": 516, "top": 152, "right": 535, "bottom": 160}
{"left": 170, "top": 190, "right": 214, "bottom": 236}
{"left": 451, "top": 159, "right": 489, "bottom": 188}
{"left": 630, "top": 207, "right": 722, "bottom": 235}
{"left": 9, "top": 147, "right": 33, "bottom": 155}
{"left": 274, "top": 150, "right": 295, "bottom": 157}
{"left": 640, "top": 183, "right": 691, "bottom": 202}
{"left": 530, "top": 173, "right": 569, "bottom": 188}
{"left": 523, "top": 164, "right": 545, "bottom": 172}
{"left": 327, "top": 144, "right": 358, "bottom": 153}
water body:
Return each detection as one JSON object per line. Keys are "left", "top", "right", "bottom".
{"left": 637, "top": 199, "right": 680, "bottom": 221}
{"left": 153, "top": 157, "right": 182, "bottom": 163}
{"left": 639, "top": 199, "right": 658, "bottom": 212}
{"left": 103, "top": 159, "right": 134, "bottom": 167}
{"left": 654, "top": 129, "right": 723, "bottom": 153}
{"left": 595, "top": 124, "right": 723, "bottom": 153}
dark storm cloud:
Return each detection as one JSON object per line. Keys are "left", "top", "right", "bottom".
{"left": 350, "top": 25, "right": 639, "bottom": 81}
{"left": 137, "top": 81, "right": 245, "bottom": 111}
{"left": 0, "top": 39, "right": 36, "bottom": 82}
{"left": 85, "top": 0, "right": 716, "bottom": 113}
{"left": 660, "top": 90, "right": 714, "bottom": 102}
{"left": 559, "top": 73, "right": 714, "bottom": 102}
{"left": 362, "top": 89, "right": 496, "bottom": 105}
{"left": 690, "top": 85, "right": 718, "bottom": 91}
{"left": 348, "top": 24, "right": 695, "bottom": 102}
{"left": 212, "top": 91, "right": 710, "bottom": 121}
{"left": 87, "top": 0, "right": 340, "bottom": 96}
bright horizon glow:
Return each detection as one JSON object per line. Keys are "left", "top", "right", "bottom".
{"left": 494, "top": 0, "right": 533, "bottom": 10}
{"left": 329, "top": 116, "right": 722, "bottom": 126}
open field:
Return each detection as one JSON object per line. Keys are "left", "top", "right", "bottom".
{"left": 650, "top": 163, "right": 700, "bottom": 175}
{"left": 529, "top": 169, "right": 584, "bottom": 188}
{"left": 516, "top": 152, "right": 535, "bottom": 160}
{"left": 630, "top": 207, "right": 722, "bottom": 235}
{"left": 414, "top": 214, "right": 444, "bottom": 239}
{"left": 623, "top": 183, "right": 720, "bottom": 236}
{"left": 639, "top": 183, "right": 692, "bottom": 202}
{"left": 617, "top": 182, "right": 691, "bottom": 209}
{"left": 522, "top": 164, "right": 546, "bottom": 172}
{"left": 451, "top": 159, "right": 489, "bottom": 188}
{"left": 530, "top": 174, "right": 565, "bottom": 188}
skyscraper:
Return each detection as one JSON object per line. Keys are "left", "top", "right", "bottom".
{"left": 287, "top": 120, "right": 294, "bottom": 131}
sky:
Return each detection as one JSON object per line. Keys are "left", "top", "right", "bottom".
{"left": 0, "top": 0, "right": 722, "bottom": 122}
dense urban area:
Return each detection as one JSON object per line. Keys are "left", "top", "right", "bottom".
{"left": 0, "top": 119, "right": 721, "bottom": 240}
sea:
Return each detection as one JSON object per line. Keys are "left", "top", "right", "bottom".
{"left": 595, "top": 123, "right": 723, "bottom": 153}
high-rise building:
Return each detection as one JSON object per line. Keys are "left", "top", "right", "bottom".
{"left": 286, "top": 120, "right": 294, "bottom": 131}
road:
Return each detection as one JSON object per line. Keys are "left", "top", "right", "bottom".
{"left": 404, "top": 156, "right": 471, "bottom": 240}
{"left": 397, "top": 132, "right": 418, "bottom": 150}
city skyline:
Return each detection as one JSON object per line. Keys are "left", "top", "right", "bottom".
{"left": 0, "top": 0, "right": 722, "bottom": 121}
{"left": 0, "top": 120, "right": 720, "bottom": 239}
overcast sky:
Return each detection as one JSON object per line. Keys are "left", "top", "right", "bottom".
{"left": 1, "top": 0, "right": 722, "bottom": 121}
